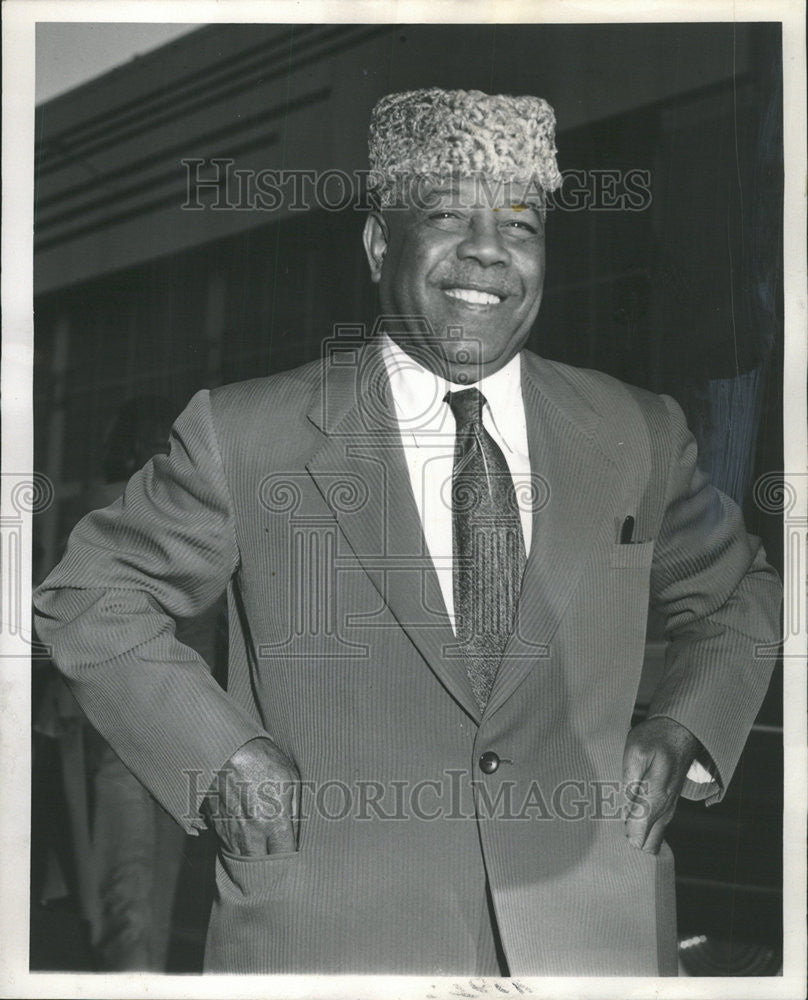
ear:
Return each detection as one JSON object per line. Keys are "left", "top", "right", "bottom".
{"left": 362, "top": 212, "right": 389, "bottom": 284}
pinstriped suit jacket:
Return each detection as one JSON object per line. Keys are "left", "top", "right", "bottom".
{"left": 34, "top": 340, "right": 781, "bottom": 975}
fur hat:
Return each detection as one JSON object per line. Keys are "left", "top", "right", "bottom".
{"left": 368, "top": 88, "right": 562, "bottom": 207}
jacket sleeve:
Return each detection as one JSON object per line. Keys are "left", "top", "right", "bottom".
{"left": 33, "top": 389, "right": 271, "bottom": 833}
{"left": 645, "top": 394, "right": 782, "bottom": 805}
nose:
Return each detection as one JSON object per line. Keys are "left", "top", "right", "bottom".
{"left": 456, "top": 213, "right": 511, "bottom": 268}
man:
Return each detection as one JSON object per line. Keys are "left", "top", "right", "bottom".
{"left": 34, "top": 89, "right": 781, "bottom": 976}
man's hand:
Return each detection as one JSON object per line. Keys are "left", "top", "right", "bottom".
{"left": 622, "top": 716, "right": 701, "bottom": 854}
{"left": 202, "top": 737, "right": 300, "bottom": 857}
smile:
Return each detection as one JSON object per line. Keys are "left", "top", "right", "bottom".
{"left": 443, "top": 287, "right": 504, "bottom": 306}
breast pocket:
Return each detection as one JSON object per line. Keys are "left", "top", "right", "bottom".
{"left": 610, "top": 539, "right": 655, "bottom": 569}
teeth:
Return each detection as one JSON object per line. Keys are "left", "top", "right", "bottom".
{"left": 444, "top": 288, "right": 502, "bottom": 305}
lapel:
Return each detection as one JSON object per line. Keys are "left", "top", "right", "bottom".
{"left": 305, "top": 338, "right": 481, "bottom": 722}
{"left": 484, "top": 352, "right": 619, "bottom": 718}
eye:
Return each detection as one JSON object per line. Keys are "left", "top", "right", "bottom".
{"left": 422, "top": 209, "right": 470, "bottom": 232}
{"left": 503, "top": 218, "right": 538, "bottom": 234}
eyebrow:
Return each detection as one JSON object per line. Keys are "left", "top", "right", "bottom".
{"left": 419, "top": 185, "right": 459, "bottom": 198}
{"left": 411, "top": 186, "right": 461, "bottom": 211}
{"left": 493, "top": 203, "right": 543, "bottom": 219}
{"left": 414, "top": 189, "right": 542, "bottom": 215}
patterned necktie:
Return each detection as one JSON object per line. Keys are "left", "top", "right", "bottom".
{"left": 446, "top": 388, "right": 527, "bottom": 711}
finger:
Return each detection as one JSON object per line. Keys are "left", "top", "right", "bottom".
{"left": 622, "top": 744, "right": 651, "bottom": 792}
{"left": 622, "top": 739, "right": 651, "bottom": 812}
{"left": 624, "top": 790, "right": 651, "bottom": 848}
{"left": 641, "top": 813, "right": 670, "bottom": 855}
{"left": 622, "top": 762, "right": 651, "bottom": 847}
{"left": 224, "top": 813, "right": 294, "bottom": 857}
{"left": 622, "top": 735, "right": 652, "bottom": 804}
{"left": 243, "top": 820, "right": 275, "bottom": 856}
{"left": 215, "top": 817, "right": 255, "bottom": 857}
{"left": 624, "top": 760, "right": 669, "bottom": 848}
{"left": 262, "top": 777, "right": 298, "bottom": 853}
{"left": 290, "top": 777, "right": 301, "bottom": 847}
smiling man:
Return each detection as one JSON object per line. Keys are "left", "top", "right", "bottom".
{"left": 34, "top": 88, "right": 781, "bottom": 977}
{"left": 364, "top": 175, "right": 547, "bottom": 383}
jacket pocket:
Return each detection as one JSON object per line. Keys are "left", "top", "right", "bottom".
{"left": 610, "top": 539, "right": 655, "bottom": 569}
{"left": 217, "top": 846, "right": 300, "bottom": 898}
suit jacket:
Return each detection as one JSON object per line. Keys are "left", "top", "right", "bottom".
{"left": 34, "top": 340, "right": 781, "bottom": 976}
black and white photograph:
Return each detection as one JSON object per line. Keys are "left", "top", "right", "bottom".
{"left": 1, "top": 2, "right": 805, "bottom": 997}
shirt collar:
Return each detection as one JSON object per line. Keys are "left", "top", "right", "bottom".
{"left": 379, "top": 332, "right": 525, "bottom": 447}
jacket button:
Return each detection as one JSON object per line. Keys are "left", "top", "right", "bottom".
{"left": 479, "top": 751, "right": 500, "bottom": 774}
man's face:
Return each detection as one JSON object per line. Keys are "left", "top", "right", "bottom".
{"left": 363, "top": 177, "right": 546, "bottom": 382}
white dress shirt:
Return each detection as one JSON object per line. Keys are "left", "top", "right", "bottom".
{"left": 379, "top": 332, "right": 713, "bottom": 784}
{"left": 380, "top": 333, "right": 532, "bottom": 633}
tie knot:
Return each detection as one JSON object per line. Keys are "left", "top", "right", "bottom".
{"left": 445, "top": 388, "right": 486, "bottom": 430}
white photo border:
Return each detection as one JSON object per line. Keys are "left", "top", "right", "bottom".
{"left": 2, "top": 2, "right": 805, "bottom": 998}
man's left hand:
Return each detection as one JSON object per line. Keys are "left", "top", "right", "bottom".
{"left": 622, "top": 716, "right": 701, "bottom": 854}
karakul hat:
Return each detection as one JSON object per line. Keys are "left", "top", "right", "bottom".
{"left": 368, "top": 87, "right": 563, "bottom": 208}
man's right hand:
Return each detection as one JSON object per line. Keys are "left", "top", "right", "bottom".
{"left": 202, "top": 737, "right": 300, "bottom": 857}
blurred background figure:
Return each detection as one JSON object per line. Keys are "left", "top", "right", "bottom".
{"left": 32, "top": 395, "right": 225, "bottom": 971}
{"left": 97, "top": 394, "right": 177, "bottom": 492}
